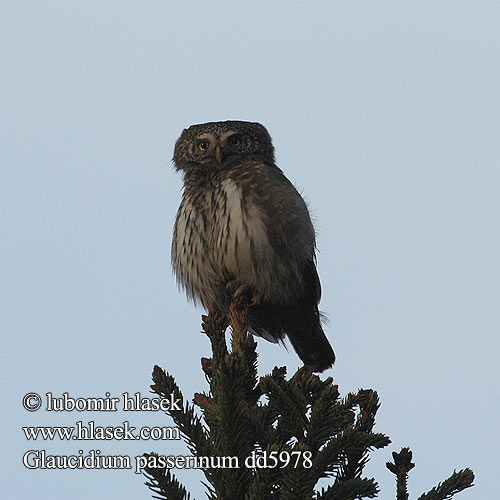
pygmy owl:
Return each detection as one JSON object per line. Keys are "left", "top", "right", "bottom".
{"left": 171, "top": 120, "right": 335, "bottom": 372}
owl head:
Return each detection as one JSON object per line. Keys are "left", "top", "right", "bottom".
{"left": 173, "top": 120, "right": 275, "bottom": 171}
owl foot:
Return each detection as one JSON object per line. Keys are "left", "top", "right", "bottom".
{"left": 226, "top": 280, "right": 261, "bottom": 307}
{"left": 301, "top": 364, "right": 320, "bottom": 374}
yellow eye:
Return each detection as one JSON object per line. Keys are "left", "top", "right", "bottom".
{"left": 229, "top": 135, "right": 241, "bottom": 147}
{"left": 197, "top": 140, "right": 209, "bottom": 151}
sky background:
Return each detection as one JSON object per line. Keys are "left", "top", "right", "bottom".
{"left": 2, "top": 1, "right": 499, "bottom": 499}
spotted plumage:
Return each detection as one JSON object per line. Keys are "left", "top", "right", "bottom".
{"left": 171, "top": 120, "right": 335, "bottom": 371}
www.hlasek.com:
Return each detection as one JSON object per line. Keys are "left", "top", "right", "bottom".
{"left": 23, "top": 421, "right": 180, "bottom": 441}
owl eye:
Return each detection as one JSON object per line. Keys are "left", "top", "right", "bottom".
{"left": 197, "top": 140, "right": 209, "bottom": 151}
{"left": 228, "top": 135, "right": 241, "bottom": 147}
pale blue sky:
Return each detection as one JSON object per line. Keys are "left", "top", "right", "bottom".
{"left": 2, "top": 2, "right": 499, "bottom": 499}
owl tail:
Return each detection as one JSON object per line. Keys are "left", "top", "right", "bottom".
{"left": 247, "top": 299, "right": 335, "bottom": 372}
{"left": 286, "top": 317, "right": 335, "bottom": 373}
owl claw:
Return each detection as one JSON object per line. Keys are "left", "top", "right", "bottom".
{"left": 248, "top": 294, "right": 261, "bottom": 307}
{"left": 226, "top": 280, "right": 260, "bottom": 307}
{"left": 226, "top": 279, "right": 248, "bottom": 297}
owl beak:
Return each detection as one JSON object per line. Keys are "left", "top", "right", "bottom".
{"left": 215, "top": 145, "right": 223, "bottom": 163}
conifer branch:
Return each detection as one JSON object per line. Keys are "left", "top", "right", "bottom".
{"left": 416, "top": 469, "right": 474, "bottom": 500}
{"left": 317, "top": 477, "right": 379, "bottom": 500}
{"left": 143, "top": 302, "right": 474, "bottom": 500}
{"left": 150, "top": 365, "right": 210, "bottom": 457}
{"left": 387, "top": 448, "right": 474, "bottom": 500}
{"left": 143, "top": 456, "right": 191, "bottom": 500}
{"left": 386, "top": 447, "right": 415, "bottom": 500}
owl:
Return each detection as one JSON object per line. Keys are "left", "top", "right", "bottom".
{"left": 171, "top": 120, "right": 335, "bottom": 372}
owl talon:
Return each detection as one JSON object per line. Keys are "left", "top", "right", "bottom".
{"left": 249, "top": 294, "right": 261, "bottom": 307}
{"left": 226, "top": 279, "right": 248, "bottom": 298}
{"left": 226, "top": 280, "right": 260, "bottom": 307}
